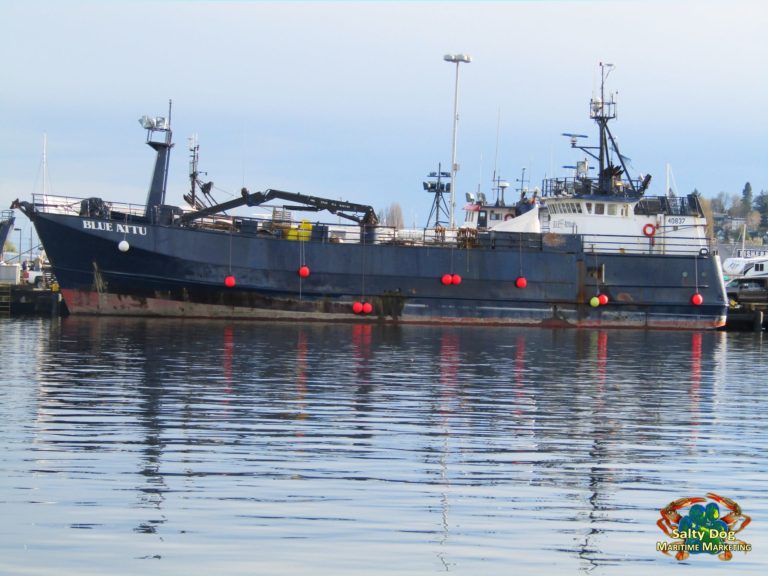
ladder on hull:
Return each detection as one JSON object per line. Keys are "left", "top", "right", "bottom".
{"left": 0, "top": 283, "right": 11, "bottom": 316}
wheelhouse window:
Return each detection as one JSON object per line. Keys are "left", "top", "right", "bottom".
{"left": 595, "top": 203, "right": 605, "bottom": 215}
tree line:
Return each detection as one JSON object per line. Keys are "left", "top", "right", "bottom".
{"left": 707, "top": 182, "right": 768, "bottom": 237}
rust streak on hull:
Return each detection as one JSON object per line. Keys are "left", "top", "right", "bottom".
{"left": 60, "top": 288, "right": 726, "bottom": 330}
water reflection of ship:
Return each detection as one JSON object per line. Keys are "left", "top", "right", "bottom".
{"left": 569, "top": 329, "right": 720, "bottom": 570}
{"left": 34, "top": 318, "right": 170, "bottom": 547}
{"left": 292, "top": 329, "right": 308, "bottom": 428}
{"left": 436, "top": 330, "right": 459, "bottom": 571}
{"left": 133, "top": 364, "right": 168, "bottom": 540}
{"left": 438, "top": 331, "right": 460, "bottom": 413}
{"left": 351, "top": 323, "right": 373, "bottom": 386}
{"left": 222, "top": 324, "right": 234, "bottom": 390}
{"left": 350, "top": 323, "right": 378, "bottom": 426}
{"left": 577, "top": 331, "right": 615, "bottom": 570}
{"left": 30, "top": 320, "right": 729, "bottom": 569}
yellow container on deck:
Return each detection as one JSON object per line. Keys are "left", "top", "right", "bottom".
{"left": 284, "top": 221, "right": 312, "bottom": 241}
{"left": 298, "top": 220, "right": 312, "bottom": 241}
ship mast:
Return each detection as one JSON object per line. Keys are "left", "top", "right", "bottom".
{"left": 592, "top": 62, "right": 613, "bottom": 191}
{"left": 423, "top": 164, "right": 451, "bottom": 228}
{"left": 189, "top": 134, "right": 199, "bottom": 207}
{"left": 139, "top": 100, "right": 174, "bottom": 219}
{"left": 565, "top": 63, "right": 649, "bottom": 197}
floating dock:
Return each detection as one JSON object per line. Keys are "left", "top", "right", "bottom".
{"left": 722, "top": 306, "right": 766, "bottom": 332}
{"left": 0, "top": 284, "right": 66, "bottom": 317}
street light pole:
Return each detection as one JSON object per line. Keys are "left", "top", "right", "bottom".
{"left": 14, "top": 227, "right": 22, "bottom": 261}
{"left": 443, "top": 53, "right": 471, "bottom": 229}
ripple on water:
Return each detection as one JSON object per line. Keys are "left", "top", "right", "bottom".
{"left": 0, "top": 318, "right": 766, "bottom": 574}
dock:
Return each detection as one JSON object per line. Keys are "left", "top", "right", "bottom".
{"left": 722, "top": 306, "right": 766, "bottom": 332}
{"left": 0, "top": 284, "right": 66, "bottom": 317}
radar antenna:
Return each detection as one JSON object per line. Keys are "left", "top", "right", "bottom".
{"left": 423, "top": 164, "right": 451, "bottom": 228}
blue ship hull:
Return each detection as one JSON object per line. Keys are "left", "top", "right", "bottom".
{"left": 0, "top": 211, "right": 15, "bottom": 258}
{"left": 28, "top": 210, "right": 727, "bottom": 329}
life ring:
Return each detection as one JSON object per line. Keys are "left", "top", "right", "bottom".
{"left": 642, "top": 223, "right": 656, "bottom": 237}
{"left": 504, "top": 213, "right": 513, "bottom": 221}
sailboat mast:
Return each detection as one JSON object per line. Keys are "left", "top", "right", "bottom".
{"left": 42, "top": 133, "right": 47, "bottom": 196}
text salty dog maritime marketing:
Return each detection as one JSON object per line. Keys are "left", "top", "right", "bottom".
{"left": 657, "top": 527, "right": 752, "bottom": 554}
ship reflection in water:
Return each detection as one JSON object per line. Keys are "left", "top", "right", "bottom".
{"left": 1, "top": 318, "right": 766, "bottom": 574}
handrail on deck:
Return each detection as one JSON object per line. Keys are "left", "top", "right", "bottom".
{"left": 30, "top": 194, "right": 715, "bottom": 256}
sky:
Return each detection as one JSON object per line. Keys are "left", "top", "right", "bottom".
{"left": 2, "top": 0, "right": 767, "bottom": 244}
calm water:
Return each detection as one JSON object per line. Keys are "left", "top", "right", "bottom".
{"left": 0, "top": 317, "right": 766, "bottom": 575}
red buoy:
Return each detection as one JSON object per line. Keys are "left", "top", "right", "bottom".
{"left": 298, "top": 265, "right": 310, "bottom": 278}
{"left": 224, "top": 275, "right": 236, "bottom": 288}
{"left": 451, "top": 274, "right": 462, "bottom": 285}
{"left": 691, "top": 293, "right": 704, "bottom": 306}
{"left": 598, "top": 294, "right": 609, "bottom": 306}
{"left": 352, "top": 301, "right": 363, "bottom": 314}
{"left": 362, "top": 302, "right": 373, "bottom": 314}
{"left": 441, "top": 274, "right": 453, "bottom": 286}
{"left": 515, "top": 276, "right": 527, "bottom": 289}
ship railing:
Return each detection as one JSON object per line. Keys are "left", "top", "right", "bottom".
{"left": 582, "top": 232, "right": 715, "bottom": 256}
{"left": 541, "top": 177, "right": 645, "bottom": 198}
{"left": 214, "top": 220, "right": 465, "bottom": 247}
{"left": 374, "top": 226, "right": 460, "bottom": 246}
{"left": 181, "top": 215, "right": 486, "bottom": 248}
{"left": 31, "top": 194, "right": 147, "bottom": 217}
{"left": 191, "top": 212, "right": 242, "bottom": 232}
{"left": 634, "top": 195, "right": 705, "bottom": 217}
{"left": 32, "top": 194, "right": 84, "bottom": 215}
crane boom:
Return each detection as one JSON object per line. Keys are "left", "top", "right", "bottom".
{"left": 179, "top": 187, "right": 378, "bottom": 225}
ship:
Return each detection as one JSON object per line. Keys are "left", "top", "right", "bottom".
{"left": 13, "top": 65, "right": 727, "bottom": 328}
{"left": 0, "top": 210, "right": 15, "bottom": 261}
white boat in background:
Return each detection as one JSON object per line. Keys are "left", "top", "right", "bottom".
{"left": 723, "top": 252, "right": 768, "bottom": 279}
{"left": 721, "top": 224, "right": 768, "bottom": 279}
